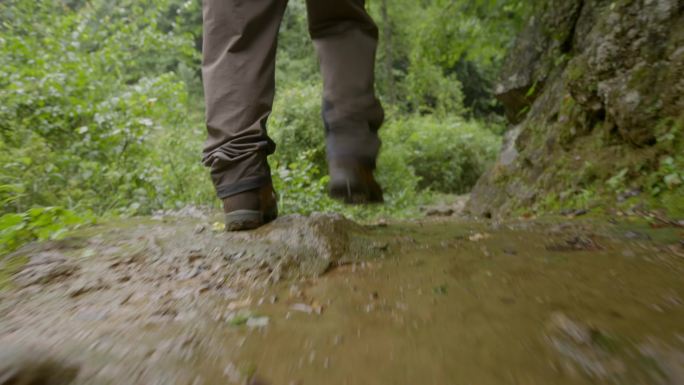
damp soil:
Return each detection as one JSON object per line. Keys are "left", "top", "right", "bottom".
{"left": 0, "top": 213, "right": 683, "bottom": 385}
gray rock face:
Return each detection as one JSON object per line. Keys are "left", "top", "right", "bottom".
{"left": 496, "top": 0, "right": 585, "bottom": 124}
{"left": 468, "top": 0, "right": 684, "bottom": 218}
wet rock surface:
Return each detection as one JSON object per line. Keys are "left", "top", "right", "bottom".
{"left": 0, "top": 214, "right": 683, "bottom": 384}
{"left": 0, "top": 214, "right": 392, "bottom": 385}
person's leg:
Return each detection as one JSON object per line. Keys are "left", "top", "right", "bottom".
{"left": 201, "top": 0, "right": 287, "bottom": 201}
{"left": 201, "top": 0, "right": 287, "bottom": 229}
{"left": 305, "top": 0, "right": 385, "bottom": 203}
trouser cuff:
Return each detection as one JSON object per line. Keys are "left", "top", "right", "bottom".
{"left": 216, "top": 174, "right": 272, "bottom": 199}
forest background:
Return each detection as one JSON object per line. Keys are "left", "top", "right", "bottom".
{"left": 0, "top": 0, "right": 531, "bottom": 252}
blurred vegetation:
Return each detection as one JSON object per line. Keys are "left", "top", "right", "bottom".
{"left": 0, "top": 0, "right": 529, "bottom": 253}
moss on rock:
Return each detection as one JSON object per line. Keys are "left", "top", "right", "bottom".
{"left": 467, "top": 0, "right": 684, "bottom": 219}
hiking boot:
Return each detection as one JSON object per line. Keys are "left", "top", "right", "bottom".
{"left": 223, "top": 183, "right": 278, "bottom": 231}
{"left": 328, "top": 159, "right": 384, "bottom": 204}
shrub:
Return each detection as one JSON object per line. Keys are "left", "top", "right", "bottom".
{"left": 0, "top": 0, "right": 201, "bottom": 215}
{"left": 381, "top": 115, "right": 501, "bottom": 194}
{"left": 271, "top": 150, "right": 335, "bottom": 215}
{"left": 0, "top": 0, "right": 506, "bottom": 230}
{"left": 269, "top": 84, "right": 327, "bottom": 173}
{"left": 0, "top": 207, "right": 91, "bottom": 255}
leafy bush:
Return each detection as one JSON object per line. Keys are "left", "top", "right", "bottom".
{"left": 649, "top": 118, "right": 684, "bottom": 196}
{"left": 381, "top": 115, "right": 501, "bottom": 194}
{"left": 271, "top": 150, "right": 334, "bottom": 215}
{"left": 0, "top": 0, "right": 523, "bottom": 258}
{"left": 0, "top": 207, "right": 91, "bottom": 255}
{"left": 0, "top": 0, "right": 203, "bottom": 215}
{"left": 270, "top": 147, "right": 425, "bottom": 219}
{"left": 270, "top": 84, "right": 327, "bottom": 172}
{"left": 0, "top": 0, "right": 511, "bottom": 238}
{"left": 267, "top": 86, "right": 500, "bottom": 213}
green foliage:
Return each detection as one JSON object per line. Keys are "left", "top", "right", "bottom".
{"left": 270, "top": 84, "right": 327, "bottom": 172}
{"left": 269, "top": 113, "right": 500, "bottom": 218}
{"left": 0, "top": 207, "right": 91, "bottom": 255}
{"left": 524, "top": 113, "right": 684, "bottom": 217}
{"left": 1, "top": 0, "right": 525, "bottom": 242}
{"left": 270, "top": 146, "right": 425, "bottom": 219}
{"left": 382, "top": 116, "right": 502, "bottom": 194}
{"left": 648, "top": 118, "right": 684, "bottom": 196}
{"left": 369, "top": 0, "right": 530, "bottom": 116}
{"left": 0, "top": 0, "right": 208, "bottom": 216}
{"left": 605, "top": 117, "right": 684, "bottom": 205}
{"left": 657, "top": 157, "right": 683, "bottom": 190}
{"left": 272, "top": 151, "right": 333, "bottom": 215}
{"left": 276, "top": 1, "right": 320, "bottom": 87}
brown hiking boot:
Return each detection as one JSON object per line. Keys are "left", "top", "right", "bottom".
{"left": 328, "top": 159, "right": 384, "bottom": 204}
{"left": 223, "top": 183, "right": 278, "bottom": 231}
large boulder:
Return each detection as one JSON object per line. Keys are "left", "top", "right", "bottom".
{"left": 468, "top": 0, "right": 684, "bottom": 218}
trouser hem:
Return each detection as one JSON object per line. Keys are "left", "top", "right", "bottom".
{"left": 326, "top": 154, "right": 377, "bottom": 169}
{"left": 216, "top": 175, "right": 272, "bottom": 199}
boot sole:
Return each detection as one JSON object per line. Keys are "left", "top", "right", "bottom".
{"left": 329, "top": 179, "right": 384, "bottom": 205}
{"left": 224, "top": 210, "right": 263, "bottom": 231}
{"left": 224, "top": 206, "right": 278, "bottom": 232}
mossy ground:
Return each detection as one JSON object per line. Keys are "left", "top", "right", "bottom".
{"left": 500, "top": 94, "right": 684, "bottom": 219}
{"left": 0, "top": 255, "right": 28, "bottom": 291}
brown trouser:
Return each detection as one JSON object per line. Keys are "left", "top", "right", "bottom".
{"left": 201, "top": 0, "right": 384, "bottom": 198}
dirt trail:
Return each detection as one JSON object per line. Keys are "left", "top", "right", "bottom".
{"left": 1, "top": 212, "right": 683, "bottom": 385}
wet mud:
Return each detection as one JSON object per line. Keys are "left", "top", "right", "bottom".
{"left": 1, "top": 213, "right": 683, "bottom": 385}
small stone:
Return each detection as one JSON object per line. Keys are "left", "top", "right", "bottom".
{"left": 624, "top": 231, "right": 651, "bottom": 241}
{"left": 246, "top": 317, "right": 269, "bottom": 328}
{"left": 290, "top": 303, "right": 314, "bottom": 314}
{"left": 468, "top": 233, "right": 491, "bottom": 242}
{"left": 549, "top": 312, "right": 591, "bottom": 345}
{"left": 187, "top": 251, "right": 204, "bottom": 264}
{"left": 68, "top": 279, "right": 110, "bottom": 298}
{"left": 426, "top": 207, "right": 455, "bottom": 217}
{"left": 14, "top": 262, "right": 79, "bottom": 288}
{"left": 559, "top": 209, "right": 589, "bottom": 217}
